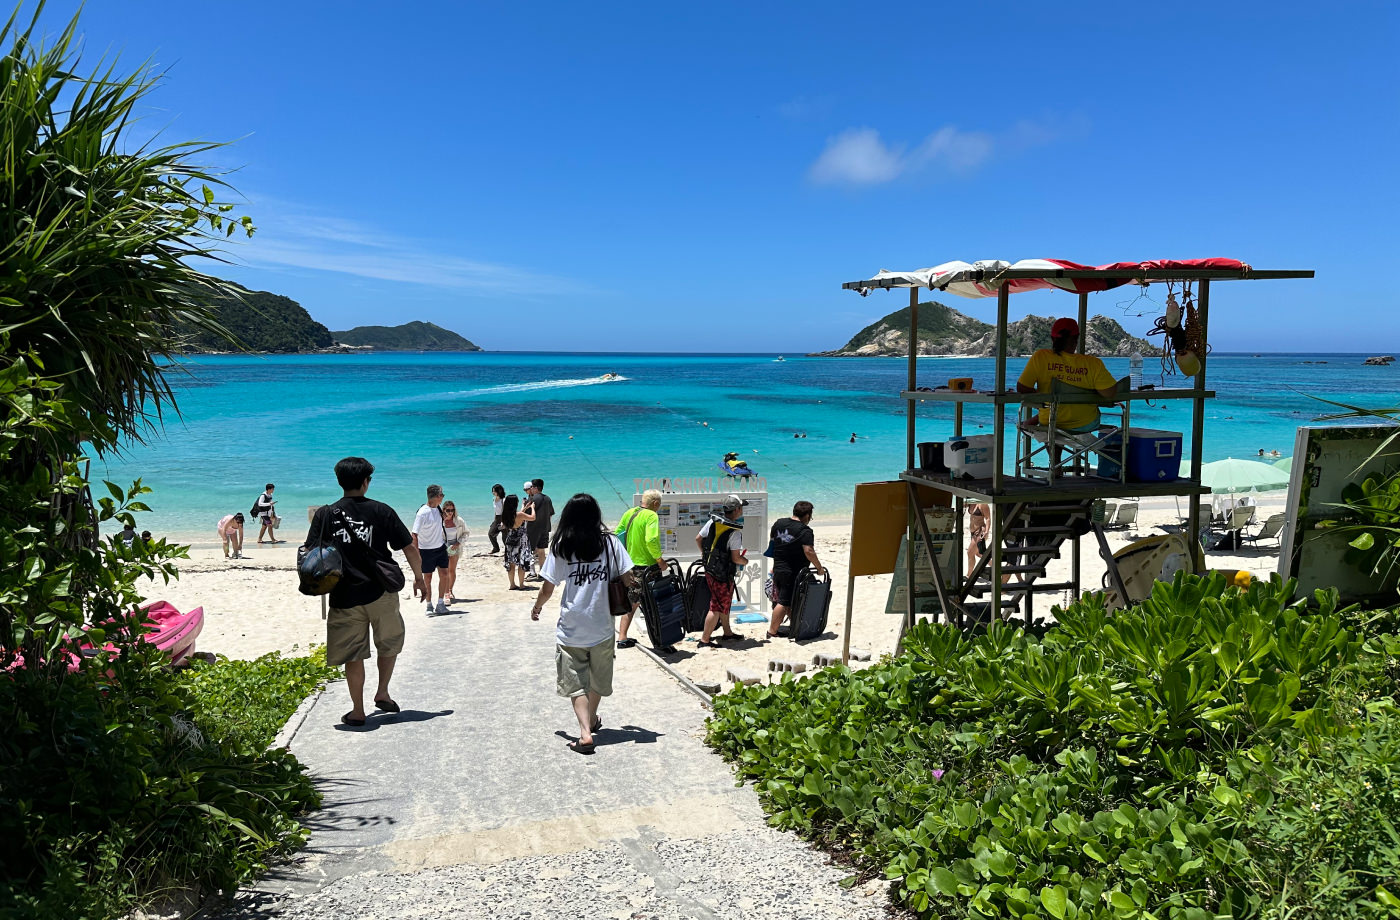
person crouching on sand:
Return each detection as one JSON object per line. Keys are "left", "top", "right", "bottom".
{"left": 530, "top": 493, "right": 636, "bottom": 755}
{"left": 217, "top": 512, "right": 245, "bottom": 559}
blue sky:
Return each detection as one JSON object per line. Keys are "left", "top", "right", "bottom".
{"left": 35, "top": 1, "right": 1399, "bottom": 352}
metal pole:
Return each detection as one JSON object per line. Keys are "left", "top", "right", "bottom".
{"left": 840, "top": 574, "right": 856, "bottom": 665}
{"left": 1186, "top": 280, "right": 1210, "bottom": 568}
{"left": 907, "top": 287, "right": 919, "bottom": 472}
{"left": 1077, "top": 291, "right": 1088, "bottom": 352}
{"left": 990, "top": 282, "right": 1009, "bottom": 622}
{"left": 993, "top": 283, "right": 1009, "bottom": 494}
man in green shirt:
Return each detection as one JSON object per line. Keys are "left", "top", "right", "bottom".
{"left": 615, "top": 489, "right": 663, "bottom": 648}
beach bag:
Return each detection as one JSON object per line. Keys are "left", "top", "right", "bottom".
{"left": 297, "top": 507, "right": 343, "bottom": 596}
{"left": 764, "top": 573, "right": 778, "bottom": 605}
{"left": 603, "top": 535, "right": 631, "bottom": 616}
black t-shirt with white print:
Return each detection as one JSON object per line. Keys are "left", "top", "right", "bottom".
{"left": 306, "top": 495, "right": 412, "bottom": 610}
{"left": 769, "top": 517, "right": 815, "bottom": 576}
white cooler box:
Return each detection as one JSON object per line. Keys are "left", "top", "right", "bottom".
{"left": 947, "top": 435, "right": 996, "bottom": 479}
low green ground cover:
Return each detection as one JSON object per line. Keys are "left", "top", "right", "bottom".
{"left": 0, "top": 646, "right": 339, "bottom": 919}
{"left": 707, "top": 575, "right": 1400, "bottom": 919}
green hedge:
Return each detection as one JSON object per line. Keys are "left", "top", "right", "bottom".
{"left": 707, "top": 574, "right": 1400, "bottom": 919}
{"left": 0, "top": 646, "right": 339, "bottom": 919}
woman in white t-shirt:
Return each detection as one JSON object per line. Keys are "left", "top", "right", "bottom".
{"left": 530, "top": 493, "right": 634, "bottom": 755}
{"left": 441, "top": 501, "right": 467, "bottom": 603}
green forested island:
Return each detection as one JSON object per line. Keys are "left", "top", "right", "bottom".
{"left": 179, "top": 284, "right": 481, "bottom": 352}
{"left": 812, "top": 300, "right": 1154, "bottom": 357}
{"left": 331, "top": 321, "right": 481, "bottom": 351}
{"left": 179, "top": 283, "right": 334, "bottom": 353}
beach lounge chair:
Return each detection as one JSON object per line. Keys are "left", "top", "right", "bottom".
{"left": 1016, "top": 379, "right": 1127, "bottom": 483}
{"left": 1111, "top": 501, "right": 1138, "bottom": 533}
{"left": 1225, "top": 505, "right": 1253, "bottom": 533}
{"left": 1247, "top": 512, "right": 1287, "bottom": 546}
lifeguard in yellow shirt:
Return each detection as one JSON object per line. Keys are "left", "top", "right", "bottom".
{"left": 1016, "top": 317, "right": 1118, "bottom": 433}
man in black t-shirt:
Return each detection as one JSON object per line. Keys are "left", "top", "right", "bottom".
{"left": 767, "top": 500, "right": 825, "bottom": 640}
{"left": 305, "top": 457, "right": 425, "bottom": 727}
{"left": 523, "top": 478, "right": 554, "bottom": 579}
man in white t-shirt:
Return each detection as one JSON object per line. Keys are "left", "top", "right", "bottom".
{"left": 412, "top": 484, "right": 449, "bottom": 615}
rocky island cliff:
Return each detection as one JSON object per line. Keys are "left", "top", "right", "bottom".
{"left": 811, "top": 301, "right": 1153, "bottom": 357}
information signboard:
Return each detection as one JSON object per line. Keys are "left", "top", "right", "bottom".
{"left": 628, "top": 478, "right": 769, "bottom": 611}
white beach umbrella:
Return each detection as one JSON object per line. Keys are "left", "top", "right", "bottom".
{"left": 1200, "top": 458, "right": 1291, "bottom": 494}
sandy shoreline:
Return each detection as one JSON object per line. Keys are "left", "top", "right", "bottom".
{"left": 147, "top": 496, "right": 1288, "bottom": 688}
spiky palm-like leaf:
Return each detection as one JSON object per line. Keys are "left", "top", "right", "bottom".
{"left": 0, "top": 3, "right": 253, "bottom": 456}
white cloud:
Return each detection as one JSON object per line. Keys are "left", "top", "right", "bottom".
{"left": 808, "top": 118, "right": 1067, "bottom": 186}
{"left": 808, "top": 128, "right": 907, "bottom": 185}
{"left": 225, "top": 199, "right": 583, "bottom": 297}
{"left": 912, "top": 126, "right": 994, "bottom": 173}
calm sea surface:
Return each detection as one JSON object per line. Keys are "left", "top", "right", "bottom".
{"left": 92, "top": 352, "right": 1398, "bottom": 535}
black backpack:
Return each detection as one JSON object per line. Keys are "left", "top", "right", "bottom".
{"left": 701, "top": 521, "right": 738, "bottom": 581}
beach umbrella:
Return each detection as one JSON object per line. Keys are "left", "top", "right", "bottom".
{"left": 1200, "top": 458, "right": 1291, "bottom": 494}
{"left": 1272, "top": 456, "right": 1293, "bottom": 474}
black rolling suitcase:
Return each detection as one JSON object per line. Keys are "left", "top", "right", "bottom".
{"left": 640, "top": 559, "right": 686, "bottom": 652}
{"left": 789, "top": 567, "right": 832, "bottom": 640}
{"left": 684, "top": 559, "right": 711, "bottom": 633}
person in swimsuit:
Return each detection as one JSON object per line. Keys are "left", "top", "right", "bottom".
{"left": 966, "top": 502, "right": 990, "bottom": 574}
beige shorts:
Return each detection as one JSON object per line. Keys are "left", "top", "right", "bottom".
{"left": 556, "top": 639, "right": 615, "bottom": 698}
{"left": 326, "top": 591, "right": 405, "bottom": 667}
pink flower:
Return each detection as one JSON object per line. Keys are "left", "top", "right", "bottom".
{"left": 932, "top": 769, "right": 945, "bottom": 781}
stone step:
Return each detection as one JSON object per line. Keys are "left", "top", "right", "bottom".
{"left": 768, "top": 658, "right": 808, "bottom": 674}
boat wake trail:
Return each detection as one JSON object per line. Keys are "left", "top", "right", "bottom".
{"left": 450, "top": 376, "right": 627, "bottom": 397}
{"left": 343, "top": 375, "right": 629, "bottom": 414}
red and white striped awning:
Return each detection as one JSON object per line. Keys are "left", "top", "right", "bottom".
{"left": 844, "top": 258, "right": 1253, "bottom": 298}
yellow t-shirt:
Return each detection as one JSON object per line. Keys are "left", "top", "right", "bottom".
{"left": 1018, "top": 349, "right": 1116, "bottom": 430}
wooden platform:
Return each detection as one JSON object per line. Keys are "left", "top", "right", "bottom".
{"left": 899, "top": 469, "right": 1209, "bottom": 505}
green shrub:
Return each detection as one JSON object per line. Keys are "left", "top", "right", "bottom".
{"left": 0, "top": 639, "right": 336, "bottom": 919}
{"left": 707, "top": 573, "right": 1400, "bottom": 918}
{"left": 183, "top": 648, "right": 340, "bottom": 756}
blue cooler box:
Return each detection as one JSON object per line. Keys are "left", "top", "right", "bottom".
{"left": 1097, "top": 428, "right": 1182, "bottom": 482}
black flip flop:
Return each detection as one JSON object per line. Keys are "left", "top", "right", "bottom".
{"left": 374, "top": 698, "right": 400, "bottom": 713}
{"left": 341, "top": 711, "right": 366, "bottom": 727}
{"left": 591, "top": 716, "right": 602, "bottom": 733}
{"left": 616, "top": 638, "right": 637, "bottom": 649}
{"left": 568, "top": 740, "right": 595, "bottom": 755}
{"left": 697, "top": 640, "right": 720, "bottom": 648}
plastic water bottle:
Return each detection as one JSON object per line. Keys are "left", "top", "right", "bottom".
{"left": 1129, "top": 352, "right": 1143, "bottom": 390}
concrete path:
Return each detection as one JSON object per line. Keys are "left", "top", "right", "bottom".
{"left": 218, "top": 598, "right": 889, "bottom": 919}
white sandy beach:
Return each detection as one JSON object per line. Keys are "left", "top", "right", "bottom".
{"left": 145, "top": 495, "right": 1288, "bottom": 692}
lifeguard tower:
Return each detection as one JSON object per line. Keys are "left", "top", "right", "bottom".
{"left": 841, "top": 258, "right": 1312, "bottom": 633}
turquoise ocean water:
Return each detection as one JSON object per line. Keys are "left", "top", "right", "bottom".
{"left": 93, "top": 352, "right": 1396, "bottom": 536}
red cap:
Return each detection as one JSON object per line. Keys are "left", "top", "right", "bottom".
{"left": 1051, "top": 317, "right": 1079, "bottom": 339}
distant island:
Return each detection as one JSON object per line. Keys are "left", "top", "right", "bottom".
{"left": 331, "top": 321, "right": 480, "bottom": 352}
{"left": 179, "top": 283, "right": 334, "bottom": 353}
{"left": 811, "top": 301, "right": 1154, "bottom": 357}
{"left": 178, "top": 282, "right": 482, "bottom": 353}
